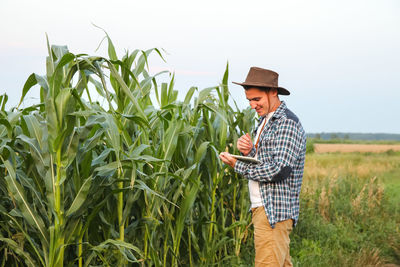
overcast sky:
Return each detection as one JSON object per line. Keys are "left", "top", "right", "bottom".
{"left": 0, "top": 0, "right": 399, "bottom": 133}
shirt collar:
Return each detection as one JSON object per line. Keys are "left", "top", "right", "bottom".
{"left": 253, "top": 101, "right": 286, "bottom": 135}
{"left": 258, "top": 100, "right": 286, "bottom": 122}
{"left": 271, "top": 101, "right": 287, "bottom": 121}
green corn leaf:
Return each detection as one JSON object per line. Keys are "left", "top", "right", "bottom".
{"left": 0, "top": 93, "right": 8, "bottom": 110}
{"left": 134, "top": 180, "right": 177, "bottom": 208}
{"left": 218, "top": 112, "right": 228, "bottom": 151}
{"left": 167, "top": 74, "right": 175, "bottom": 100}
{"left": 93, "top": 24, "right": 118, "bottom": 61}
{"left": 51, "top": 44, "right": 69, "bottom": 62}
{"left": 66, "top": 176, "right": 92, "bottom": 217}
{"left": 202, "top": 102, "right": 229, "bottom": 124}
{"left": 0, "top": 118, "right": 12, "bottom": 138}
{"left": 121, "top": 188, "right": 139, "bottom": 226}
{"left": 94, "top": 161, "right": 119, "bottom": 177}
{"left": 134, "top": 51, "right": 148, "bottom": 75}
{"left": 222, "top": 61, "right": 229, "bottom": 103}
{"left": 35, "top": 74, "right": 50, "bottom": 95}
{"left": 106, "top": 60, "right": 148, "bottom": 122}
{"left": 48, "top": 45, "right": 70, "bottom": 97}
{"left": 45, "top": 98, "right": 58, "bottom": 152}
{"left": 55, "top": 88, "right": 73, "bottom": 130}
{"left": 18, "top": 73, "right": 37, "bottom": 108}
{"left": 107, "top": 35, "right": 118, "bottom": 61}
{"left": 161, "top": 82, "right": 168, "bottom": 107}
{"left": 119, "top": 113, "right": 150, "bottom": 129}
{"left": 173, "top": 177, "right": 199, "bottom": 255}
{"left": 195, "top": 141, "right": 209, "bottom": 163}
{"left": 162, "top": 120, "right": 183, "bottom": 162}
{"left": 0, "top": 236, "right": 37, "bottom": 266}
{"left": 109, "top": 59, "right": 143, "bottom": 93}
{"left": 130, "top": 154, "right": 165, "bottom": 162}
{"left": 22, "top": 114, "right": 44, "bottom": 149}
{"left": 195, "top": 86, "right": 216, "bottom": 109}
{"left": 102, "top": 113, "right": 121, "bottom": 154}
{"left": 2, "top": 213, "right": 46, "bottom": 266}
{"left": 130, "top": 144, "right": 150, "bottom": 156}
{"left": 52, "top": 52, "right": 75, "bottom": 77}
{"left": 90, "top": 239, "right": 143, "bottom": 262}
{"left": 3, "top": 160, "right": 49, "bottom": 246}
{"left": 61, "top": 128, "right": 79, "bottom": 168}
{"left": 17, "top": 134, "right": 45, "bottom": 166}
{"left": 184, "top": 87, "right": 197, "bottom": 105}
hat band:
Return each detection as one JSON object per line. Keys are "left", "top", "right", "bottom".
{"left": 233, "top": 81, "right": 278, "bottom": 88}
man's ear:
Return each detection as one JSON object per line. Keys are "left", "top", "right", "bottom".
{"left": 270, "top": 88, "right": 278, "bottom": 96}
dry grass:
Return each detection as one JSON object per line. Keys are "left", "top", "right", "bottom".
{"left": 314, "top": 144, "right": 400, "bottom": 153}
{"left": 353, "top": 248, "right": 385, "bottom": 267}
{"left": 318, "top": 187, "right": 330, "bottom": 221}
{"left": 302, "top": 153, "right": 399, "bottom": 217}
{"left": 304, "top": 153, "right": 399, "bottom": 182}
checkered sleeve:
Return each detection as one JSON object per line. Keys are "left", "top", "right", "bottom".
{"left": 240, "top": 146, "right": 256, "bottom": 157}
{"left": 234, "top": 119, "right": 303, "bottom": 182}
{"left": 234, "top": 156, "right": 249, "bottom": 174}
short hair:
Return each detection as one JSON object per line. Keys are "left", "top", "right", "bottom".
{"left": 244, "top": 86, "right": 275, "bottom": 93}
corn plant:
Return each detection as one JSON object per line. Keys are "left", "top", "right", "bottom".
{"left": 0, "top": 33, "right": 256, "bottom": 267}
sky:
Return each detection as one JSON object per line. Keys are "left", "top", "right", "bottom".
{"left": 0, "top": 0, "right": 399, "bottom": 133}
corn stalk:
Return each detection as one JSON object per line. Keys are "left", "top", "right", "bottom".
{"left": 0, "top": 33, "right": 256, "bottom": 267}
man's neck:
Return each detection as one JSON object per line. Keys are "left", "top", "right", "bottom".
{"left": 268, "top": 100, "right": 281, "bottom": 114}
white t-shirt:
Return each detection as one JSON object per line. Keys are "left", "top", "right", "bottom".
{"left": 249, "top": 111, "right": 275, "bottom": 208}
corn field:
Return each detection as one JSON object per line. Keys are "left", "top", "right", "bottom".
{"left": 0, "top": 34, "right": 257, "bottom": 266}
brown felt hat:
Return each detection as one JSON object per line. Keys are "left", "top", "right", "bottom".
{"left": 232, "top": 67, "right": 290, "bottom": 95}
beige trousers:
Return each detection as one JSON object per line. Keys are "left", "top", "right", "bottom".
{"left": 251, "top": 206, "right": 293, "bottom": 267}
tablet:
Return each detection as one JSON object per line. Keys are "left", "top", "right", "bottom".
{"left": 230, "top": 154, "right": 262, "bottom": 164}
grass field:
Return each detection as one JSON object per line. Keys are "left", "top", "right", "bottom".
{"left": 288, "top": 150, "right": 400, "bottom": 266}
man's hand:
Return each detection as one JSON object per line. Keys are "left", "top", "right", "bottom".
{"left": 237, "top": 133, "right": 253, "bottom": 155}
{"left": 219, "top": 152, "right": 237, "bottom": 168}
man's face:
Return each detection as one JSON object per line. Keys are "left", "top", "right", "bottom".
{"left": 245, "top": 87, "right": 275, "bottom": 117}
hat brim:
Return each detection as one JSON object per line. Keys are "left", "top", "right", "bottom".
{"left": 232, "top": 81, "right": 290, "bottom": 95}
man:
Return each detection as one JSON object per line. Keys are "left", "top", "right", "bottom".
{"left": 219, "top": 67, "right": 306, "bottom": 267}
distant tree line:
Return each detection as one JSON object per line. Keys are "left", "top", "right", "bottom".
{"left": 307, "top": 132, "right": 400, "bottom": 141}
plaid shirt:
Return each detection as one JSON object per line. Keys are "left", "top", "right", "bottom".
{"left": 234, "top": 101, "right": 306, "bottom": 228}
